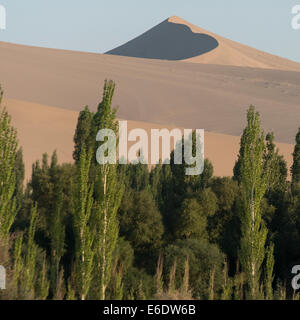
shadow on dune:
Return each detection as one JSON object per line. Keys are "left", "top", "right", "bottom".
{"left": 106, "top": 19, "right": 219, "bottom": 60}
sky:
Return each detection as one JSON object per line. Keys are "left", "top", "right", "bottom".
{"left": 0, "top": 0, "right": 300, "bottom": 62}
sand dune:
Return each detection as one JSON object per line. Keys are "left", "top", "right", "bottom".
{"left": 0, "top": 30, "right": 299, "bottom": 180}
{"left": 4, "top": 98, "right": 294, "bottom": 181}
{"left": 0, "top": 41, "right": 300, "bottom": 145}
{"left": 107, "top": 16, "right": 300, "bottom": 71}
{"left": 106, "top": 17, "right": 219, "bottom": 61}
{"left": 3, "top": 99, "right": 78, "bottom": 181}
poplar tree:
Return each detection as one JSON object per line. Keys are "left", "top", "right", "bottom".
{"left": 12, "top": 234, "right": 23, "bottom": 290}
{"left": 93, "top": 80, "right": 124, "bottom": 300}
{"left": 264, "top": 132, "right": 288, "bottom": 208}
{"left": 11, "top": 213, "right": 35, "bottom": 299}
{"left": 291, "top": 128, "right": 300, "bottom": 192}
{"left": 49, "top": 187, "right": 65, "bottom": 296}
{"left": 264, "top": 243, "right": 275, "bottom": 300}
{"left": 72, "top": 146, "right": 95, "bottom": 300}
{"left": 14, "top": 147, "right": 25, "bottom": 206}
{"left": 237, "top": 106, "right": 271, "bottom": 299}
{"left": 0, "top": 87, "right": 18, "bottom": 244}
{"left": 22, "top": 205, "right": 39, "bottom": 299}
{"left": 36, "top": 254, "right": 50, "bottom": 300}
{"left": 47, "top": 151, "right": 66, "bottom": 296}
{"left": 73, "top": 106, "right": 94, "bottom": 163}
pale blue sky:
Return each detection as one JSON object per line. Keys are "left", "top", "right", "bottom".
{"left": 0, "top": 0, "right": 300, "bottom": 62}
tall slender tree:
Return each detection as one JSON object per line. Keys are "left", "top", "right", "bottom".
{"left": 73, "top": 106, "right": 94, "bottom": 163}
{"left": 72, "top": 146, "right": 95, "bottom": 300}
{"left": 93, "top": 80, "right": 124, "bottom": 300}
{"left": 22, "top": 205, "right": 39, "bottom": 299}
{"left": 14, "top": 147, "right": 25, "bottom": 206}
{"left": 291, "top": 128, "right": 300, "bottom": 192}
{"left": 49, "top": 187, "right": 65, "bottom": 296}
{"left": 264, "top": 243, "right": 275, "bottom": 300}
{"left": 237, "top": 106, "right": 272, "bottom": 299}
{"left": 0, "top": 87, "right": 18, "bottom": 245}
{"left": 47, "top": 151, "right": 66, "bottom": 296}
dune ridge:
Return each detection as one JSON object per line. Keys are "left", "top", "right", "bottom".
{"left": 107, "top": 15, "right": 300, "bottom": 71}
{"left": 0, "top": 41, "right": 300, "bottom": 145}
{"left": 0, "top": 20, "right": 299, "bottom": 179}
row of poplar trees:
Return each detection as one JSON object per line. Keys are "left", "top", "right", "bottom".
{"left": 0, "top": 81, "right": 299, "bottom": 300}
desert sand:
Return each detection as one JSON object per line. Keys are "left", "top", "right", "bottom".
{"left": 3, "top": 99, "right": 78, "bottom": 181}
{"left": 0, "top": 35, "right": 299, "bottom": 145}
{"left": 107, "top": 16, "right": 300, "bottom": 71}
{"left": 0, "top": 16, "right": 299, "bottom": 179}
{"left": 4, "top": 98, "right": 294, "bottom": 182}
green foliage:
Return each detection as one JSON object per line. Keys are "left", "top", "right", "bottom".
{"left": 106, "top": 238, "right": 134, "bottom": 300}
{"left": 163, "top": 239, "right": 224, "bottom": 299}
{"left": 14, "top": 147, "right": 25, "bottom": 206}
{"left": 23, "top": 205, "right": 39, "bottom": 298}
{"left": 49, "top": 185, "right": 65, "bottom": 296}
{"left": 36, "top": 254, "right": 50, "bottom": 300}
{"left": 72, "top": 147, "right": 95, "bottom": 300}
{"left": 291, "top": 128, "right": 300, "bottom": 189}
{"left": 12, "top": 234, "right": 23, "bottom": 289}
{"left": 208, "top": 178, "right": 239, "bottom": 255}
{"left": 10, "top": 205, "right": 48, "bottom": 300}
{"left": 73, "top": 106, "right": 94, "bottom": 163}
{"left": 176, "top": 198, "right": 207, "bottom": 239}
{"left": 197, "top": 188, "right": 218, "bottom": 217}
{"left": 1, "top": 82, "right": 299, "bottom": 301}
{"left": 237, "top": 106, "right": 272, "bottom": 299}
{"left": 200, "top": 159, "right": 214, "bottom": 190}
{"left": 264, "top": 243, "right": 275, "bottom": 300}
{"left": 221, "top": 260, "right": 233, "bottom": 300}
{"left": 92, "top": 80, "right": 124, "bottom": 300}
{"left": 0, "top": 92, "right": 18, "bottom": 243}
{"left": 211, "top": 177, "right": 238, "bottom": 212}
{"left": 123, "top": 267, "right": 155, "bottom": 300}
{"left": 125, "top": 163, "right": 150, "bottom": 192}
{"left": 118, "top": 189, "right": 164, "bottom": 271}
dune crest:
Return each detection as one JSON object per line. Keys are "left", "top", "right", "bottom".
{"left": 106, "top": 17, "right": 219, "bottom": 61}
{"left": 107, "top": 15, "right": 300, "bottom": 71}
